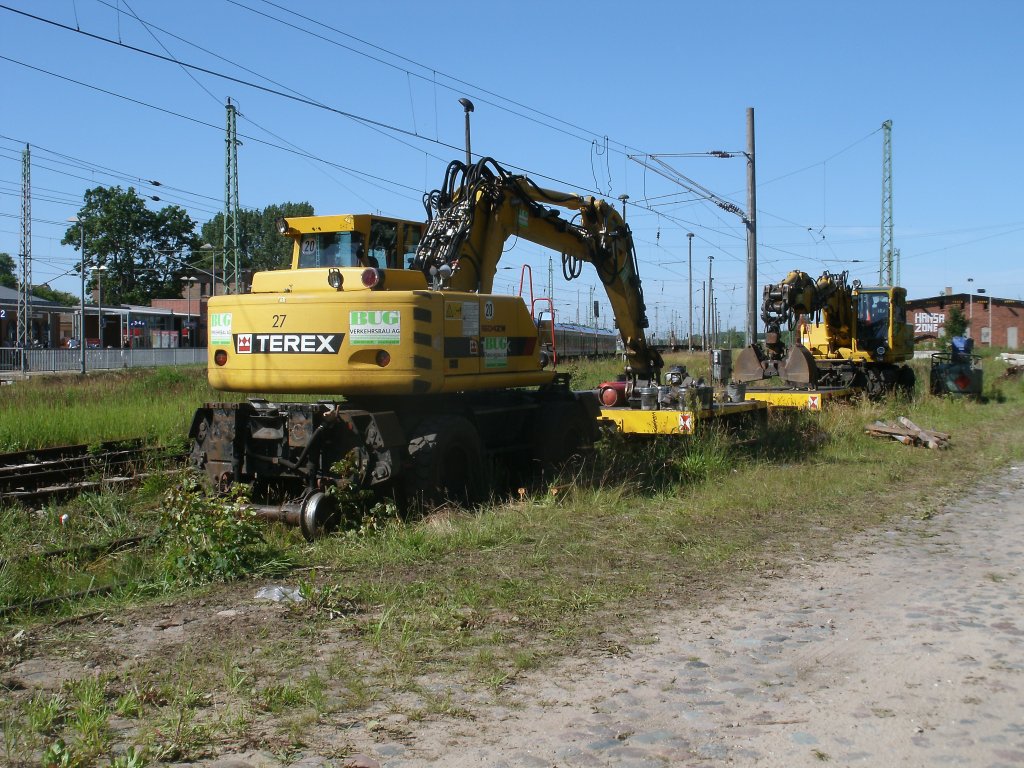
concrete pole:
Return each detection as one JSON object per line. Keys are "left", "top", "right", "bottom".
{"left": 707, "top": 253, "right": 714, "bottom": 350}
{"left": 745, "top": 107, "right": 758, "bottom": 346}
{"left": 701, "top": 280, "right": 707, "bottom": 349}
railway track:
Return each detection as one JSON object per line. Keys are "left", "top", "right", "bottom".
{"left": 0, "top": 440, "right": 181, "bottom": 506}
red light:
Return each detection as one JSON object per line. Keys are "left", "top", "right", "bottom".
{"left": 361, "top": 268, "right": 383, "bottom": 289}
{"left": 375, "top": 350, "right": 391, "bottom": 367}
{"left": 214, "top": 349, "right": 228, "bottom": 366}
{"left": 955, "top": 374, "right": 971, "bottom": 390}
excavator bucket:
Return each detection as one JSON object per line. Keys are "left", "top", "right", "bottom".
{"left": 778, "top": 345, "right": 818, "bottom": 387}
{"left": 734, "top": 345, "right": 768, "bottom": 383}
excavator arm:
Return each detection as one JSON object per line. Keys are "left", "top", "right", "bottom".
{"left": 735, "top": 269, "right": 851, "bottom": 386}
{"left": 414, "top": 158, "right": 663, "bottom": 382}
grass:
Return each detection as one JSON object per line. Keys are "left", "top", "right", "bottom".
{"left": 0, "top": 356, "right": 1022, "bottom": 763}
{"left": 0, "top": 366, "right": 218, "bottom": 452}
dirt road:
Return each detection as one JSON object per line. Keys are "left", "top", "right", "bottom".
{"left": 289, "top": 464, "right": 1024, "bottom": 768}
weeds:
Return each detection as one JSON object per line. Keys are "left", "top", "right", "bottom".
{"left": 25, "top": 692, "right": 65, "bottom": 735}
{"left": 156, "top": 476, "right": 288, "bottom": 586}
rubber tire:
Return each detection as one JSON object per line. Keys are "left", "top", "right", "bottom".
{"left": 405, "top": 415, "right": 486, "bottom": 512}
{"left": 532, "top": 402, "right": 593, "bottom": 477}
{"left": 897, "top": 364, "right": 917, "bottom": 398}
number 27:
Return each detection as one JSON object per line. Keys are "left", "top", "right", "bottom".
{"left": 272, "top": 314, "right": 286, "bottom": 327}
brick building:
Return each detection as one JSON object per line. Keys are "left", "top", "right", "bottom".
{"left": 906, "top": 290, "right": 1022, "bottom": 349}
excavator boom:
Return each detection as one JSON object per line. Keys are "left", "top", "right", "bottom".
{"left": 414, "top": 158, "right": 663, "bottom": 382}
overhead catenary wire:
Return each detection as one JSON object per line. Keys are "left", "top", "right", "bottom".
{"left": 0, "top": 3, "right": 946, "bottom": 308}
{"left": 4, "top": 3, "right": 889, "bottom": 255}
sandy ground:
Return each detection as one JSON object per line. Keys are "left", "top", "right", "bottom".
{"left": 11, "top": 464, "right": 1022, "bottom": 767}
{"left": 278, "top": 463, "right": 1024, "bottom": 768}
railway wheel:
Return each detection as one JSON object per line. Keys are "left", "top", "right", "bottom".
{"left": 405, "top": 416, "right": 486, "bottom": 513}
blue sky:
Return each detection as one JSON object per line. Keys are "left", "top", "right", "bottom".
{"left": 1, "top": 0, "right": 1021, "bottom": 337}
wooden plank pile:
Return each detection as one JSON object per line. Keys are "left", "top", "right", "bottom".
{"left": 865, "top": 416, "right": 951, "bottom": 449}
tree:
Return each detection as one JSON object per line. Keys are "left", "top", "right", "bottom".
{"left": 942, "top": 306, "right": 969, "bottom": 342}
{"left": 32, "top": 284, "right": 79, "bottom": 306}
{"left": 0, "top": 252, "right": 16, "bottom": 289}
{"left": 199, "top": 201, "right": 314, "bottom": 278}
{"left": 61, "top": 186, "right": 201, "bottom": 306}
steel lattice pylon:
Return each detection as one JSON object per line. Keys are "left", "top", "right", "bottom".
{"left": 879, "top": 120, "right": 894, "bottom": 285}
{"left": 224, "top": 98, "right": 240, "bottom": 294}
{"left": 17, "top": 145, "right": 32, "bottom": 359}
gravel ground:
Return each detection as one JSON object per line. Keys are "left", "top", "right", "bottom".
{"left": 130, "top": 461, "right": 1024, "bottom": 768}
{"left": 253, "top": 463, "right": 1024, "bottom": 768}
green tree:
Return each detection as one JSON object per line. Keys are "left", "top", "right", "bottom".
{"left": 199, "top": 201, "right": 314, "bottom": 278}
{"left": 32, "top": 284, "right": 79, "bottom": 306}
{"left": 61, "top": 186, "right": 201, "bottom": 306}
{"left": 942, "top": 306, "right": 969, "bottom": 342}
{"left": 0, "top": 252, "right": 17, "bottom": 289}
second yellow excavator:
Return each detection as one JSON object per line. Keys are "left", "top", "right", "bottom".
{"left": 734, "top": 269, "right": 915, "bottom": 397}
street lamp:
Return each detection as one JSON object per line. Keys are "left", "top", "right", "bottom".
{"left": 199, "top": 243, "right": 218, "bottom": 296}
{"left": 182, "top": 276, "right": 198, "bottom": 359}
{"left": 67, "top": 216, "right": 86, "bottom": 374}
{"left": 687, "top": 233, "right": 694, "bottom": 352}
{"left": 976, "top": 287, "right": 989, "bottom": 345}
{"left": 458, "top": 98, "right": 474, "bottom": 167}
{"left": 967, "top": 277, "right": 974, "bottom": 338}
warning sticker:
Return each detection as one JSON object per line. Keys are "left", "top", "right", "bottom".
{"left": 349, "top": 310, "right": 401, "bottom": 346}
{"left": 678, "top": 412, "right": 694, "bottom": 434}
{"left": 484, "top": 336, "right": 508, "bottom": 369}
{"left": 461, "top": 302, "right": 480, "bottom": 336}
{"left": 210, "top": 312, "right": 232, "bottom": 346}
{"left": 807, "top": 394, "right": 821, "bottom": 411}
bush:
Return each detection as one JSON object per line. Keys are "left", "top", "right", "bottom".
{"left": 157, "top": 476, "right": 284, "bottom": 585}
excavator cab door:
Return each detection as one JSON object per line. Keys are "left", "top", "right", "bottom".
{"left": 856, "top": 291, "right": 891, "bottom": 358}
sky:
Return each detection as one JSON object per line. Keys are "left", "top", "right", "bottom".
{"left": 1, "top": 0, "right": 1021, "bottom": 338}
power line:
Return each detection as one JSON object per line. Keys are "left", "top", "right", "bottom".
{"left": 0, "top": 57, "right": 424, "bottom": 199}
{"left": 2, "top": 3, "right": 907, "bottom": 285}
{"left": 0, "top": 133, "right": 221, "bottom": 204}
{"left": 228, "top": 0, "right": 617, "bottom": 150}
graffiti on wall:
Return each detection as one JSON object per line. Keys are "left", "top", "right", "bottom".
{"left": 914, "top": 311, "right": 945, "bottom": 336}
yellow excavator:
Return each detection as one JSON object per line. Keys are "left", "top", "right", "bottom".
{"left": 733, "top": 269, "right": 915, "bottom": 397}
{"left": 190, "top": 158, "right": 662, "bottom": 537}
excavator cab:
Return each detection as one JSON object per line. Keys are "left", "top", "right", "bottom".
{"left": 856, "top": 291, "right": 890, "bottom": 351}
{"left": 853, "top": 287, "right": 912, "bottom": 363}
{"left": 286, "top": 215, "right": 425, "bottom": 271}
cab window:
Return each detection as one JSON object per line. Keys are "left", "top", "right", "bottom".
{"left": 298, "top": 232, "right": 365, "bottom": 268}
{"left": 858, "top": 293, "right": 889, "bottom": 326}
{"left": 401, "top": 223, "right": 423, "bottom": 269}
{"left": 369, "top": 219, "right": 399, "bottom": 269}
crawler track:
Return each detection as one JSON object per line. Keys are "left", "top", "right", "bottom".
{"left": 0, "top": 440, "right": 180, "bottom": 506}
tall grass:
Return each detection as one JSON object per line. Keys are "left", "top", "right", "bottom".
{"left": 0, "top": 367, "right": 227, "bottom": 451}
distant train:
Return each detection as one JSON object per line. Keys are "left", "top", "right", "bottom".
{"left": 536, "top": 319, "right": 620, "bottom": 363}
